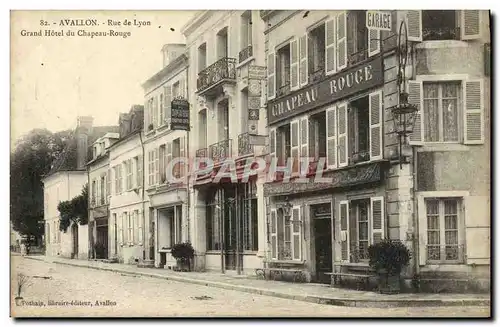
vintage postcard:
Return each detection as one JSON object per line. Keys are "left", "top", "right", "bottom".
{"left": 10, "top": 9, "right": 491, "bottom": 318}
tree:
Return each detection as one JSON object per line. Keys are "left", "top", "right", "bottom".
{"left": 57, "top": 184, "right": 89, "bottom": 232}
{"left": 10, "top": 128, "right": 72, "bottom": 240}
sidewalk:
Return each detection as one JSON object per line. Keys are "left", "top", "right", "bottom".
{"left": 23, "top": 255, "right": 490, "bottom": 308}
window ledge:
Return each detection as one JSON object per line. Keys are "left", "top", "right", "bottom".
{"left": 266, "top": 260, "right": 305, "bottom": 265}
{"left": 337, "top": 262, "right": 370, "bottom": 267}
{"left": 236, "top": 56, "right": 255, "bottom": 69}
{"left": 416, "top": 143, "right": 471, "bottom": 152}
{"left": 145, "top": 130, "right": 155, "bottom": 137}
{"left": 416, "top": 40, "right": 468, "bottom": 49}
{"left": 157, "top": 123, "right": 170, "bottom": 132}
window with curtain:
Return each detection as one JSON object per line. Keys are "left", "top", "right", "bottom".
{"left": 349, "top": 199, "right": 370, "bottom": 262}
{"left": 426, "top": 198, "right": 462, "bottom": 263}
{"left": 423, "top": 82, "right": 461, "bottom": 143}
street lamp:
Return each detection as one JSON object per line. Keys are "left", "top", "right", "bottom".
{"left": 388, "top": 19, "right": 419, "bottom": 169}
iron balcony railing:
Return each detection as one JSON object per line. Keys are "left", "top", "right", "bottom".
{"left": 308, "top": 66, "right": 325, "bottom": 84}
{"left": 276, "top": 83, "right": 291, "bottom": 98}
{"left": 196, "top": 57, "right": 237, "bottom": 94}
{"left": 209, "top": 139, "right": 232, "bottom": 163}
{"left": 239, "top": 45, "right": 253, "bottom": 63}
{"left": 196, "top": 148, "right": 208, "bottom": 158}
{"left": 238, "top": 132, "right": 253, "bottom": 157}
{"left": 423, "top": 27, "right": 460, "bottom": 41}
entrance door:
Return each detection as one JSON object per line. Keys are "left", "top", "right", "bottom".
{"left": 313, "top": 211, "right": 333, "bottom": 283}
{"left": 96, "top": 225, "right": 109, "bottom": 259}
{"left": 224, "top": 201, "right": 237, "bottom": 271}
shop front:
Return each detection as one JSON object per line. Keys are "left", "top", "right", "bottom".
{"left": 264, "top": 53, "right": 391, "bottom": 284}
{"left": 149, "top": 185, "right": 188, "bottom": 270}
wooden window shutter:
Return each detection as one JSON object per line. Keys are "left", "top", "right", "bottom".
{"left": 463, "top": 79, "right": 485, "bottom": 144}
{"left": 336, "top": 12, "right": 347, "bottom": 71}
{"left": 325, "top": 17, "right": 337, "bottom": 75}
{"left": 461, "top": 10, "right": 481, "bottom": 40}
{"left": 137, "top": 155, "right": 143, "bottom": 187}
{"left": 167, "top": 141, "right": 173, "bottom": 180}
{"left": 368, "top": 29, "right": 381, "bottom": 57}
{"left": 369, "top": 90, "right": 383, "bottom": 161}
{"left": 326, "top": 106, "right": 337, "bottom": 169}
{"left": 291, "top": 119, "right": 300, "bottom": 174}
{"left": 339, "top": 200, "right": 350, "bottom": 262}
{"left": 370, "top": 197, "right": 385, "bottom": 245}
{"left": 267, "top": 52, "right": 276, "bottom": 100}
{"left": 179, "top": 78, "right": 186, "bottom": 99}
{"left": 121, "top": 213, "right": 126, "bottom": 244}
{"left": 290, "top": 38, "right": 299, "bottom": 91}
{"left": 407, "top": 10, "right": 422, "bottom": 42}
{"left": 270, "top": 209, "right": 277, "bottom": 260}
{"left": 300, "top": 117, "right": 309, "bottom": 170}
{"left": 292, "top": 206, "right": 302, "bottom": 260}
{"left": 408, "top": 80, "right": 424, "bottom": 144}
{"left": 336, "top": 102, "right": 348, "bottom": 167}
{"left": 299, "top": 33, "right": 308, "bottom": 87}
{"left": 165, "top": 85, "right": 172, "bottom": 125}
{"left": 269, "top": 128, "right": 277, "bottom": 161}
{"left": 106, "top": 169, "right": 111, "bottom": 198}
{"left": 154, "top": 148, "right": 159, "bottom": 185}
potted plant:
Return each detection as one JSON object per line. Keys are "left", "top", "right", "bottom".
{"left": 171, "top": 242, "right": 194, "bottom": 272}
{"left": 368, "top": 238, "right": 411, "bottom": 294}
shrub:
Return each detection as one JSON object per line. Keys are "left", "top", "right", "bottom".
{"left": 368, "top": 239, "right": 411, "bottom": 276}
{"left": 171, "top": 242, "right": 194, "bottom": 263}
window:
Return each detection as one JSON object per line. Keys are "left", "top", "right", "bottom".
{"left": 309, "top": 111, "right": 327, "bottom": 161}
{"left": 348, "top": 96, "right": 370, "bottom": 163}
{"left": 242, "top": 182, "right": 258, "bottom": 251}
{"left": 159, "top": 145, "right": 166, "bottom": 184}
{"left": 153, "top": 96, "right": 159, "bottom": 128}
{"left": 121, "top": 212, "right": 127, "bottom": 244}
{"left": 172, "top": 139, "right": 181, "bottom": 178}
{"left": 106, "top": 169, "right": 111, "bottom": 200}
{"left": 216, "top": 27, "right": 228, "bottom": 60}
{"left": 198, "top": 109, "right": 207, "bottom": 148}
{"left": 422, "top": 10, "right": 459, "bottom": 41}
{"left": 155, "top": 148, "right": 160, "bottom": 185}
{"left": 125, "top": 160, "right": 133, "bottom": 190}
{"left": 347, "top": 11, "right": 368, "bottom": 65}
{"left": 276, "top": 44, "right": 291, "bottom": 96}
{"left": 339, "top": 197, "right": 385, "bottom": 263}
{"left": 91, "top": 180, "right": 96, "bottom": 206}
{"left": 135, "top": 156, "right": 142, "bottom": 188}
{"left": 308, "top": 24, "right": 326, "bottom": 78}
{"left": 240, "top": 11, "right": 252, "bottom": 49}
{"left": 100, "top": 175, "right": 105, "bottom": 204}
{"left": 423, "top": 82, "right": 461, "bottom": 143}
{"left": 270, "top": 206, "right": 302, "bottom": 260}
{"left": 148, "top": 151, "right": 154, "bottom": 186}
{"left": 206, "top": 192, "right": 221, "bottom": 251}
{"left": 198, "top": 43, "right": 207, "bottom": 72}
{"left": 276, "top": 124, "right": 291, "bottom": 166}
{"left": 114, "top": 166, "right": 122, "bottom": 194}
{"left": 137, "top": 210, "right": 143, "bottom": 244}
{"left": 127, "top": 212, "right": 134, "bottom": 244}
{"left": 425, "top": 198, "right": 463, "bottom": 263}
{"left": 164, "top": 85, "right": 172, "bottom": 126}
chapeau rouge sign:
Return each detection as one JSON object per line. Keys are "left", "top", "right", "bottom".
{"left": 267, "top": 56, "right": 383, "bottom": 124}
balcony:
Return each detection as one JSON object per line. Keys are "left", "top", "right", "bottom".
{"left": 196, "top": 57, "right": 237, "bottom": 97}
{"left": 209, "top": 139, "right": 232, "bottom": 163}
{"left": 196, "top": 148, "right": 208, "bottom": 158}
{"left": 308, "top": 67, "right": 325, "bottom": 84}
{"left": 238, "top": 132, "right": 253, "bottom": 157}
{"left": 348, "top": 48, "right": 368, "bottom": 67}
{"left": 423, "top": 27, "right": 460, "bottom": 41}
{"left": 239, "top": 45, "right": 253, "bottom": 64}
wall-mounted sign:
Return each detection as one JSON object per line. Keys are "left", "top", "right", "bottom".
{"left": 248, "top": 65, "right": 267, "bottom": 80}
{"left": 267, "top": 57, "right": 383, "bottom": 125}
{"left": 170, "top": 98, "right": 190, "bottom": 131}
{"left": 366, "top": 10, "right": 392, "bottom": 31}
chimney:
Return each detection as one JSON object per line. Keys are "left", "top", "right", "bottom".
{"left": 161, "top": 44, "right": 186, "bottom": 67}
{"left": 75, "top": 116, "right": 93, "bottom": 170}
{"left": 119, "top": 113, "right": 132, "bottom": 138}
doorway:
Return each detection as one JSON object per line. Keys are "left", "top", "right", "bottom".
{"left": 71, "top": 223, "right": 79, "bottom": 259}
{"left": 311, "top": 203, "right": 333, "bottom": 283}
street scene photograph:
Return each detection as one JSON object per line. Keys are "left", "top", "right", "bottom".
{"left": 10, "top": 8, "right": 491, "bottom": 318}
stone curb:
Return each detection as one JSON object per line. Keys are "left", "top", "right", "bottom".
{"left": 23, "top": 256, "right": 490, "bottom": 308}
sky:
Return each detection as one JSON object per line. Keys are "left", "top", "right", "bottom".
{"left": 10, "top": 10, "right": 196, "bottom": 147}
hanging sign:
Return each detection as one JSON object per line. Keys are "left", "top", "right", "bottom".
{"left": 170, "top": 98, "right": 190, "bottom": 131}
{"left": 366, "top": 10, "right": 392, "bottom": 31}
{"left": 248, "top": 65, "right": 267, "bottom": 80}
{"left": 248, "top": 79, "right": 261, "bottom": 96}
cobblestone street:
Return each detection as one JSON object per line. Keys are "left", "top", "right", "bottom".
{"left": 10, "top": 256, "right": 490, "bottom": 318}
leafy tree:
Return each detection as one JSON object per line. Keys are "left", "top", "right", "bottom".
{"left": 10, "top": 128, "right": 72, "bottom": 240}
{"left": 57, "top": 184, "right": 88, "bottom": 232}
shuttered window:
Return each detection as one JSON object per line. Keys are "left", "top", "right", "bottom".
{"left": 267, "top": 52, "right": 276, "bottom": 100}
